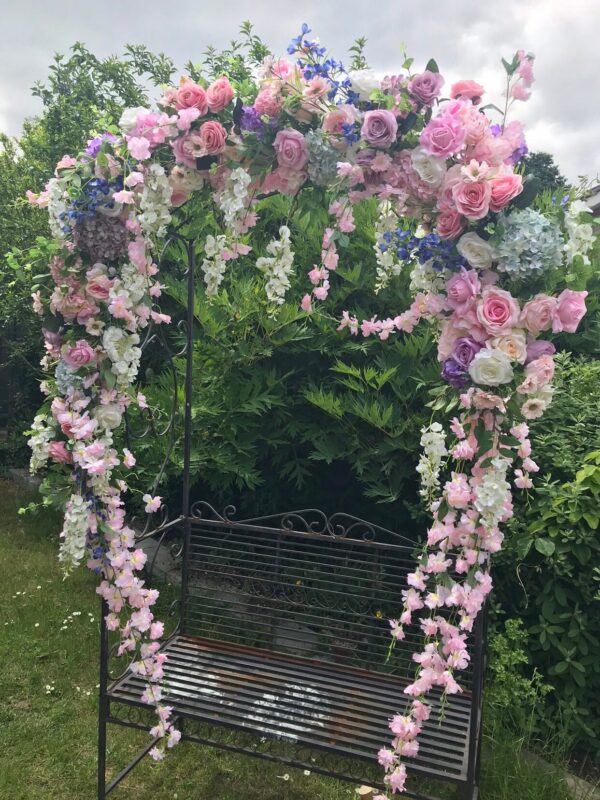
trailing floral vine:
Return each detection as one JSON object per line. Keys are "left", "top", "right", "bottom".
{"left": 25, "top": 23, "right": 595, "bottom": 793}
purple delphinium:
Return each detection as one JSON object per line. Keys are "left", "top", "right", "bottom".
{"left": 441, "top": 358, "right": 469, "bottom": 389}
{"left": 240, "top": 106, "right": 266, "bottom": 140}
{"left": 85, "top": 132, "right": 118, "bottom": 158}
{"left": 452, "top": 337, "right": 483, "bottom": 370}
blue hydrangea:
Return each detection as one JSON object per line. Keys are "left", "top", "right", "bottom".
{"left": 305, "top": 130, "right": 339, "bottom": 186}
{"left": 495, "top": 208, "right": 564, "bottom": 277}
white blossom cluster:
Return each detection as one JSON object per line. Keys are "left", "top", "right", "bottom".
{"left": 416, "top": 422, "right": 447, "bottom": 509}
{"left": 564, "top": 200, "right": 595, "bottom": 265}
{"left": 201, "top": 234, "right": 228, "bottom": 296}
{"left": 474, "top": 457, "right": 510, "bottom": 530}
{"left": 409, "top": 258, "right": 448, "bottom": 295}
{"left": 216, "top": 167, "right": 252, "bottom": 232}
{"left": 374, "top": 203, "right": 403, "bottom": 293}
{"left": 102, "top": 326, "right": 142, "bottom": 386}
{"left": 256, "top": 225, "right": 294, "bottom": 305}
{"left": 59, "top": 493, "right": 92, "bottom": 573}
{"left": 110, "top": 262, "right": 147, "bottom": 308}
{"left": 138, "top": 164, "right": 172, "bottom": 238}
{"left": 46, "top": 178, "right": 69, "bottom": 239}
{"left": 28, "top": 414, "right": 54, "bottom": 473}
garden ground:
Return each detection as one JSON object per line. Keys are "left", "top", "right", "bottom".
{"left": 0, "top": 476, "right": 581, "bottom": 800}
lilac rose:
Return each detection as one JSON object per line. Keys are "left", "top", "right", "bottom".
{"left": 441, "top": 358, "right": 469, "bottom": 389}
{"left": 408, "top": 70, "right": 445, "bottom": 105}
{"left": 360, "top": 110, "right": 398, "bottom": 149}
{"left": 525, "top": 339, "right": 556, "bottom": 364}
{"left": 452, "top": 337, "right": 483, "bottom": 369}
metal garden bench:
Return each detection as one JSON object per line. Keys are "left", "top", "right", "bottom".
{"left": 98, "top": 504, "right": 485, "bottom": 800}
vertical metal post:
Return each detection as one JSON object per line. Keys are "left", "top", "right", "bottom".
{"left": 179, "top": 237, "right": 196, "bottom": 635}
{"left": 97, "top": 598, "right": 109, "bottom": 800}
{"left": 463, "top": 602, "right": 488, "bottom": 800}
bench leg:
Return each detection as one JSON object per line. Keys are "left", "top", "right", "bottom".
{"left": 97, "top": 711, "right": 107, "bottom": 800}
{"left": 457, "top": 782, "right": 478, "bottom": 800}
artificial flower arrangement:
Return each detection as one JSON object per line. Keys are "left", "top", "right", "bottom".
{"left": 25, "top": 24, "right": 595, "bottom": 796}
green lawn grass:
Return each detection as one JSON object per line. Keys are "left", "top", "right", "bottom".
{"left": 0, "top": 477, "right": 576, "bottom": 800}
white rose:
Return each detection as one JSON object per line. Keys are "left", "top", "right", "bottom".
{"left": 93, "top": 404, "right": 123, "bottom": 430}
{"left": 487, "top": 331, "right": 528, "bottom": 363}
{"left": 457, "top": 232, "right": 495, "bottom": 270}
{"left": 348, "top": 69, "right": 380, "bottom": 101}
{"left": 411, "top": 148, "right": 446, "bottom": 186}
{"left": 119, "top": 106, "right": 149, "bottom": 133}
{"left": 468, "top": 348, "right": 514, "bottom": 386}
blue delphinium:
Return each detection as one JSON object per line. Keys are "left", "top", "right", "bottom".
{"left": 494, "top": 207, "right": 564, "bottom": 277}
{"left": 379, "top": 229, "right": 467, "bottom": 272}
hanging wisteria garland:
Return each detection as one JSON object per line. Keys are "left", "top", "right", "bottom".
{"left": 25, "top": 25, "right": 596, "bottom": 796}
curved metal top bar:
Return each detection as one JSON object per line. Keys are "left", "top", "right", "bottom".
{"left": 189, "top": 500, "right": 418, "bottom": 548}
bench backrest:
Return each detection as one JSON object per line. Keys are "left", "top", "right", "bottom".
{"left": 181, "top": 503, "right": 475, "bottom": 685}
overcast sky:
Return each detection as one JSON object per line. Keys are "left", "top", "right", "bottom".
{"left": 1, "top": 0, "right": 598, "bottom": 183}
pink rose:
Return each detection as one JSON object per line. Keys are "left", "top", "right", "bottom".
{"left": 171, "top": 135, "right": 197, "bottom": 169}
{"left": 450, "top": 80, "right": 485, "bottom": 104}
{"left": 489, "top": 173, "right": 523, "bottom": 212}
{"left": 48, "top": 441, "right": 71, "bottom": 464}
{"left": 520, "top": 294, "right": 557, "bottom": 333}
{"left": 195, "top": 120, "right": 227, "bottom": 155}
{"left": 206, "top": 77, "right": 234, "bottom": 113}
{"left": 452, "top": 180, "right": 491, "bottom": 220}
{"left": 63, "top": 339, "right": 96, "bottom": 368}
{"left": 445, "top": 268, "right": 481, "bottom": 313}
{"left": 477, "top": 287, "right": 520, "bottom": 334}
{"left": 552, "top": 289, "right": 588, "bottom": 334}
{"left": 436, "top": 210, "right": 466, "bottom": 240}
{"left": 86, "top": 274, "right": 113, "bottom": 302}
{"left": 360, "top": 110, "right": 398, "bottom": 148}
{"left": 175, "top": 80, "right": 208, "bottom": 114}
{"left": 420, "top": 116, "right": 465, "bottom": 157}
{"left": 273, "top": 129, "right": 309, "bottom": 171}
{"left": 322, "top": 104, "right": 356, "bottom": 136}
{"left": 526, "top": 355, "right": 555, "bottom": 388}
{"left": 408, "top": 70, "right": 444, "bottom": 105}
{"left": 254, "top": 86, "right": 283, "bottom": 118}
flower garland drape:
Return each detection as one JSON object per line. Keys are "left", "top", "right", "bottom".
{"left": 26, "top": 25, "right": 595, "bottom": 795}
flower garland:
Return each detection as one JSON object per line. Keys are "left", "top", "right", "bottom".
{"left": 26, "top": 26, "right": 594, "bottom": 792}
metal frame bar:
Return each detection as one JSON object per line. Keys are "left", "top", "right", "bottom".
{"left": 96, "top": 231, "right": 487, "bottom": 800}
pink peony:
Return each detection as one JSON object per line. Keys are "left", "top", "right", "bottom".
{"left": 127, "top": 137, "right": 152, "bottom": 161}
{"left": 511, "top": 83, "right": 531, "bottom": 102}
{"left": 420, "top": 115, "right": 465, "bottom": 157}
{"left": 48, "top": 441, "right": 71, "bottom": 464}
{"left": 525, "top": 354, "right": 555, "bottom": 390}
{"left": 171, "top": 135, "right": 197, "bottom": 169}
{"left": 477, "top": 287, "right": 520, "bottom": 334}
{"left": 206, "top": 77, "right": 234, "bottom": 112}
{"left": 196, "top": 120, "right": 227, "bottom": 155}
{"left": 175, "top": 80, "right": 208, "bottom": 114}
{"left": 521, "top": 294, "right": 557, "bottom": 334}
{"left": 254, "top": 86, "right": 283, "bottom": 118}
{"left": 489, "top": 173, "right": 523, "bottom": 211}
{"left": 436, "top": 210, "right": 466, "bottom": 240}
{"left": 273, "top": 129, "right": 309, "bottom": 171}
{"left": 552, "top": 289, "right": 588, "bottom": 333}
{"left": 63, "top": 340, "right": 96, "bottom": 368}
{"left": 450, "top": 79, "right": 485, "bottom": 104}
{"left": 360, "top": 109, "right": 398, "bottom": 148}
{"left": 408, "top": 70, "right": 445, "bottom": 105}
{"left": 322, "top": 104, "right": 356, "bottom": 136}
{"left": 452, "top": 180, "right": 491, "bottom": 220}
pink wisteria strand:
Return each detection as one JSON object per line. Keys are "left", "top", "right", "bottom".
{"left": 25, "top": 25, "right": 595, "bottom": 793}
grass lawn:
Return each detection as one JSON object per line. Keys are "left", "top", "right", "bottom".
{"left": 0, "top": 477, "right": 576, "bottom": 800}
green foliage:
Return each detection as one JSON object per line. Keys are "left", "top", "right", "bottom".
{"left": 497, "top": 355, "right": 600, "bottom": 752}
{"left": 522, "top": 151, "right": 569, "bottom": 193}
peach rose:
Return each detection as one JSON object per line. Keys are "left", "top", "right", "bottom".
{"left": 520, "top": 294, "right": 557, "bottom": 334}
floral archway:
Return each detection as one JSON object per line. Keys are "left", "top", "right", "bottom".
{"left": 26, "top": 24, "right": 594, "bottom": 797}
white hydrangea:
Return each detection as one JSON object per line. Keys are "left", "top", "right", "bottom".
{"left": 102, "top": 326, "right": 141, "bottom": 385}
{"left": 216, "top": 167, "right": 252, "bottom": 232}
{"left": 564, "top": 200, "right": 595, "bottom": 265}
{"left": 474, "top": 457, "right": 510, "bottom": 530}
{"left": 256, "top": 225, "right": 294, "bottom": 305}
{"left": 59, "top": 494, "right": 92, "bottom": 573}
{"left": 201, "top": 234, "right": 228, "bottom": 296}
{"left": 416, "top": 422, "right": 447, "bottom": 508}
{"left": 139, "top": 163, "right": 172, "bottom": 238}
{"left": 28, "top": 414, "right": 55, "bottom": 473}
{"left": 374, "top": 203, "right": 403, "bottom": 292}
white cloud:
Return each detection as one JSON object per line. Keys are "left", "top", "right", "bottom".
{"left": 0, "top": 0, "right": 598, "bottom": 181}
